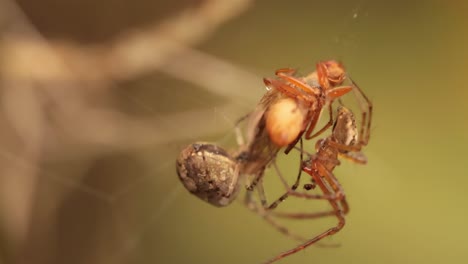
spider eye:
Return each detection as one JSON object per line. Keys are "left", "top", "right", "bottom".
{"left": 176, "top": 142, "right": 240, "bottom": 207}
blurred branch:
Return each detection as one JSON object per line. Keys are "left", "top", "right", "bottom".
{"left": 1, "top": 0, "right": 256, "bottom": 85}
{"left": 0, "top": 0, "right": 259, "bottom": 150}
{"left": 1, "top": 0, "right": 260, "bottom": 148}
{"left": 0, "top": 0, "right": 258, "bottom": 262}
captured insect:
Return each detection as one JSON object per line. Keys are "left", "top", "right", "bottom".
{"left": 176, "top": 61, "right": 372, "bottom": 263}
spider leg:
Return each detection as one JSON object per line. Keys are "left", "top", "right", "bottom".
{"left": 263, "top": 162, "right": 347, "bottom": 264}
{"left": 327, "top": 140, "right": 363, "bottom": 153}
{"left": 243, "top": 139, "right": 334, "bottom": 243}
{"left": 272, "top": 210, "right": 336, "bottom": 219}
{"left": 261, "top": 212, "right": 307, "bottom": 242}
{"left": 349, "top": 77, "right": 373, "bottom": 146}
{"left": 304, "top": 102, "right": 332, "bottom": 140}
{"left": 338, "top": 151, "right": 367, "bottom": 165}
{"left": 245, "top": 167, "right": 265, "bottom": 191}
{"left": 277, "top": 146, "right": 347, "bottom": 203}
{"left": 316, "top": 61, "right": 330, "bottom": 89}
{"left": 275, "top": 73, "right": 321, "bottom": 96}
{"left": 263, "top": 78, "right": 311, "bottom": 102}
{"left": 296, "top": 160, "right": 348, "bottom": 212}
{"left": 274, "top": 67, "right": 297, "bottom": 76}
{"left": 233, "top": 112, "right": 252, "bottom": 146}
{"left": 315, "top": 162, "right": 348, "bottom": 212}
{"left": 271, "top": 151, "right": 342, "bottom": 201}
{"left": 243, "top": 169, "right": 307, "bottom": 242}
{"left": 255, "top": 177, "right": 268, "bottom": 208}
{"left": 326, "top": 85, "right": 353, "bottom": 99}
{"left": 284, "top": 129, "right": 305, "bottom": 154}
{"left": 267, "top": 138, "right": 304, "bottom": 210}
{"left": 284, "top": 106, "right": 321, "bottom": 154}
{"left": 263, "top": 210, "right": 345, "bottom": 264}
{"left": 245, "top": 174, "right": 343, "bottom": 246}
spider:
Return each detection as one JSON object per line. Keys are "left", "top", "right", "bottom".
{"left": 263, "top": 60, "right": 358, "bottom": 154}
{"left": 176, "top": 63, "right": 372, "bottom": 263}
{"left": 176, "top": 85, "right": 288, "bottom": 207}
{"left": 263, "top": 104, "right": 371, "bottom": 264}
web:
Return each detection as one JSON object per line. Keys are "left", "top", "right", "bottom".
{"left": 0, "top": 0, "right": 370, "bottom": 263}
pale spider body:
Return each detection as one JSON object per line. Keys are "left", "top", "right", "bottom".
{"left": 315, "top": 105, "right": 360, "bottom": 171}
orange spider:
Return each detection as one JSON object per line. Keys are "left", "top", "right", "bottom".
{"left": 263, "top": 60, "right": 353, "bottom": 152}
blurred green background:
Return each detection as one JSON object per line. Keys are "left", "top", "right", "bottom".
{"left": 2, "top": 0, "right": 468, "bottom": 264}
